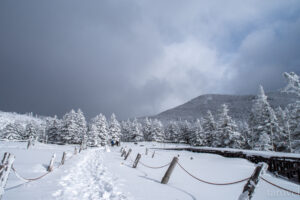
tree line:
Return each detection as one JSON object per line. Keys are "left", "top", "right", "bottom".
{"left": 0, "top": 72, "right": 299, "bottom": 153}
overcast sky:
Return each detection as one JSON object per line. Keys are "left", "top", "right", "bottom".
{"left": 0, "top": 0, "right": 300, "bottom": 120}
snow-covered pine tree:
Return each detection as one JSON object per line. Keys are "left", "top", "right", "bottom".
{"left": 282, "top": 72, "right": 300, "bottom": 96}
{"left": 60, "top": 110, "right": 78, "bottom": 144}
{"left": 75, "top": 109, "right": 87, "bottom": 144}
{"left": 149, "top": 119, "right": 164, "bottom": 142}
{"left": 46, "top": 116, "right": 62, "bottom": 144}
{"left": 287, "top": 101, "right": 300, "bottom": 153}
{"left": 281, "top": 72, "right": 300, "bottom": 153}
{"left": 87, "top": 124, "right": 99, "bottom": 146}
{"left": 202, "top": 110, "right": 217, "bottom": 147}
{"left": 90, "top": 113, "right": 109, "bottom": 146}
{"left": 25, "top": 121, "right": 38, "bottom": 141}
{"left": 121, "top": 119, "right": 131, "bottom": 142}
{"left": 275, "top": 107, "right": 290, "bottom": 152}
{"left": 1, "top": 122, "right": 25, "bottom": 140}
{"left": 190, "top": 119, "right": 204, "bottom": 146}
{"left": 130, "top": 118, "right": 144, "bottom": 142}
{"left": 109, "top": 113, "right": 121, "bottom": 143}
{"left": 179, "top": 120, "right": 192, "bottom": 144}
{"left": 142, "top": 117, "right": 152, "bottom": 141}
{"left": 239, "top": 121, "right": 253, "bottom": 150}
{"left": 165, "top": 121, "right": 180, "bottom": 143}
{"left": 249, "top": 85, "right": 281, "bottom": 151}
{"left": 215, "top": 104, "right": 243, "bottom": 148}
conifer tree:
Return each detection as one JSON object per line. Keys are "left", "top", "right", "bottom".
{"left": 149, "top": 119, "right": 164, "bottom": 142}
{"left": 121, "top": 119, "right": 131, "bottom": 142}
{"left": 190, "top": 119, "right": 204, "bottom": 146}
{"left": 46, "top": 116, "right": 62, "bottom": 144}
{"left": 179, "top": 120, "right": 192, "bottom": 144}
{"left": 202, "top": 110, "right": 217, "bottom": 146}
{"left": 60, "top": 110, "right": 78, "bottom": 144}
{"left": 25, "top": 121, "right": 38, "bottom": 141}
{"left": 215, "top": 104, "right": 243, "bottom": 148}
{"left": 76, "top": 109, "right": 87, "bottom": 143}
{"left": 165, "top": 121, "right": 180, "bottom": 142}
{"left": 142, "top": 117, "right": 152, "bottom": 141}
{"left": 130, "top": 118, "right": 144, "bottom": 142}
{"left": 288, "top": 101, "right": 300, "bottom": 153}
{"left": 109, "top": 113, "right": 121, "bottom": 142}
{"left": 249, "top": 86, "right": 280, "bottom": 151}
{"left": 90, "top": 113, "right": 108, "bottom": 146}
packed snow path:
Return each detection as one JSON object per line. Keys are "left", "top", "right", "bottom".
{"left": 52, "top": 149, "right": 127, "bottom": 200}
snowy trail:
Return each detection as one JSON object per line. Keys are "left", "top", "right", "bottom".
{"left": 52, "top": 149, "right": 127, "bottom": 200}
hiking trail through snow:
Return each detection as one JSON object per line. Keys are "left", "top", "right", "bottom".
{"left": 52, "top": 149, "right": 127, "bottom": 200}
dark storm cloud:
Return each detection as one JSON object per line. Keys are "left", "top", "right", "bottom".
{"left": 0, "top": 0, "right": 300, "bottom": 120}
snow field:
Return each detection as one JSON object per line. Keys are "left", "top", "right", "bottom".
{"left": 1, "top": 141, "right": 300, "bottom": 200}
{"left": 104, "top": 142, "right": 300, "bottom": 200}
{"left": 1, "top": 142, "right": 126, "bottom": 200}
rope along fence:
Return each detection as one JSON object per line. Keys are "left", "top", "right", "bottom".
{"left": 139, "top": 161, "right": 171, "bottom": 169}
{"left": 120, "top": 146, "right": 300, "bottom": 200}
{"left": 10, "top": 152, "right": 75, "bottom": 182}
{"left": 260, "top": 176, "right": 300, "bottom": 196}
{"left": 11, "top": 165, "right": 51, "bottom": 182}
{"left": 0, "top": 142, "right": 88, "bottom": 199}
{"left": 176, "top": 161, "right": 250, "bottom": 186}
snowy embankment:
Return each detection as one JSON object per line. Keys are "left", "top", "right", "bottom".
{"left": 1, "top": 141, "right": 300, "bottom": 200}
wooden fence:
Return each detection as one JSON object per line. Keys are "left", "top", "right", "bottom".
{"left": 157, "top": 147, "right": 300, "bottom": 184}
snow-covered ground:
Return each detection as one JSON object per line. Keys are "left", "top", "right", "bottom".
{"left": 1, "top": 141, "right": 299, "bottom": 200}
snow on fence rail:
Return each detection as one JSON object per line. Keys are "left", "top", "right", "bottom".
{"left": 0, "top": 142, "right": 87, "bottom": 200}
{"left": 120, "top": 147, "right": 300, "bottom": 200}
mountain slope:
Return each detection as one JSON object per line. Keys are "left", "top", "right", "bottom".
{"left": 150, "top": 92, "right": 298, "bottom": 123}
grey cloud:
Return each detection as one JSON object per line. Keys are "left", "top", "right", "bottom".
{"left": 0, "top": 0, "right": 299, "bottom": 120}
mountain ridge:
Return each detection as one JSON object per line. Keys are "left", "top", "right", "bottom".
{"left": 148, "top": 91, "right": 299, "bottom": 123}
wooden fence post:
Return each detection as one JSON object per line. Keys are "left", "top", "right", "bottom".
{"left": 145, "top": 148, "right": 148, "bottom": 155}
{"left": 79, "top": 144, "right": 83, "bottom": 153}
{"left": 27, "top": 140, "right": 31, "bottom": 150}
{"left": 47, "top": 154, "right": 56, "bottom": 172}
{"left": 0, "top": 152, "right": 15, "bottom": 200}
{"left": 152, "top": 151, "right": 155, "bottom": 158}
{"left": 124, "top": 149, "right": 132, "bottom": 160}
{"left": 161, "top": 157, "right": 178, "bottom": 184}
{"left": 133, "top": 153, "right": 142, "bottom": 168}
{"left": 238, "top": 163, "right": 266, "bottom": 200}
{"left": 61, "top": 152, "right": 67, "bottom": 165}
{"left": 121, "top": 150, "right": 126, "bottom": 157}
